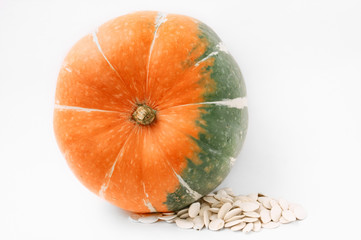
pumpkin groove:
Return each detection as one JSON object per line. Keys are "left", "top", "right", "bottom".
{"left": 54, "top": 11, "right": 248, "bottom": 212}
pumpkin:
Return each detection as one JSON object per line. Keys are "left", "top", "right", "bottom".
{"left": 53, "top": 11, "right": 248, "bottom": 213}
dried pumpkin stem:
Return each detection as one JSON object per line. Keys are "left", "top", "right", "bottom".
{"left": 132, "top": 105, "right": 156, "bottom": 125}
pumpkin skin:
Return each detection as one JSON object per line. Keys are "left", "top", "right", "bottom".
{"left": 54, "top": 11, "right": 248, "bottom": 213}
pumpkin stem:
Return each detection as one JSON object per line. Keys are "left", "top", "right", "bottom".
{"left": 132, "top": 104, "right": 156, "bottom": 125}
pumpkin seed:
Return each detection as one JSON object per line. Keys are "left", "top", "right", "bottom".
{"left": 193, "top": 216, "right": 204, "bottom": 230}
{"left": 278, "top": 198, "right": 289, "bottom": 211}
{"left": 203, "top": 196, "right": 218, "bottom": 204}
{"left": 138, "top": 215, "right": 159, "bottom": 224}
{"left": 282, "top": 210, "right": 296, "bottom": 222}
{"left": 158, "top": 215, "right": 177, "bottom": 221}
{"left": 224, "top": 208, "right": 242, "bottom": 221}
{"left": 244, "top": 211, "right": 260, "bottom": 218}
{"left": 199, "top": 205, "right": 210, "bottom": 217}
{"left": 233, "top": 200, "right": 242, "bottom": 208}
{"left": 230, "top": 222, "right": 246, "bottom": 231}
{"left": 177, "top": 208, "right": 188, "bottom": 216}
{"left": 209, "top": 214, "right": 218, "bottom": 221}
{"left": 225, "top": 215, "right": 245, "bottom": 223}
{"left": 203, "top": 210, "right": 210, "bottom": 228}
{"left": 225, "top": 219, "right": 245, "bottom": 228}
{"left": 179, "top": 213, "right": 189, "bottom": 219}
{"left": 260, "top": 209, "right": 271, "bottom": 223}
{"left": 220, "top": 197, "right": 233, "bottom": 204}
{"left": 243, "top": 217, "right": 259, "bottom": 223}
{"left": 209, "top": 207, "right": 220, "bottom": 213}
{"left": 239, "top": 202, "right": 259, "bottom": 212}
{"left": 247, "top": 193, "right": 258, "bottom": 201}
{"left": 270, "top": 199, "right": 278, "bottom": 208}
{"left": 262, "top": 221, "right": 280, "bottom": 229}
{"left": 211, "top": 202, "right": 223, "bottom": 208}
{"left": 261, "top": 197, "right": 272, "bottom": 209}
{"left": 236, "top": 196, "right": 254, "bottom": 202}
{"left": 270, "top": 204, "right": 282, "bottom": 222}
{"left": 188, "top": 202, "right": 200, "bottom": 218}
{"left": 293, "top": 205, "right": 307, "bottom": 220}
{"left": 209, "top": 218, "right": 225, "bottom": 231}
{"left": 252, "top": 220, "right": 261, "bottom": 232}
{"left": 218, "top": 202, "right": 232, "bottom": 219}
{"left": 175, "top": 219, "right": 194, "bottom": 229}
{"left": 242, "top": 223, "right": 253, "bottom": 233}
{"left": 279, "top": 216, "right": 290, "bottom": 224}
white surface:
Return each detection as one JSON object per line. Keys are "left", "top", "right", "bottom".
{"left": 1, "top": 0, "right": 360, "bottom": 239}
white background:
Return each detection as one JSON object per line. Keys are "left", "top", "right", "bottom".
{"left": 1, "top": 0, "right": 360, "bottom": 239}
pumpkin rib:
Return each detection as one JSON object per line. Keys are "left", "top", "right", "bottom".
{"left": 98, "top": 124, "right": 137, "bottom": 198}
{"left": 145, "top": 12, "right": 167, "bottom": 101}
{"left": 54, "top": 104, "right": 122, "bottom": 114}
{"left": 155, "top": 43, "right": 222, "bottom": 107}
{"left": 92, "top": 31, "right": 125, "bottom": 86}
{"left": 158, "top": 96, "right": 248, "bottom": 112}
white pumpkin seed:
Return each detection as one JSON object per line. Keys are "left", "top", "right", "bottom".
{"left": 270, "top": 204, "right": 282, "bottom": 222}
{"left": 258, "top": 204, "right": 267, "bottom": 212}
{"left": 199, "top": 205, "right": 210, "bottom": 217}
{"left": 262, "top": 221, "right": 280, "bottom": 229}
{"left": 239, "top": 202, "right": 259, "bottom": 212}
{"left": 230, "top": 222, "right": 246, "bottom": 231}
{"left": 177, "top": 208, "right": 188, "bottom": 216}
{"left": 218, "top": 202, "right": 232, "bottom": 219}
{"left": 252, "top": 220, "right": 261, "bottom": 232}
{"left": 279, "top": 216, "right": 290, "bottom": 224}
{"left": 236, "top": 196, "right": 254, "bottom": 202}
{"left": 192, "top": 216, "right": 204, "bottom": 230}
{"left": 278, "top": 198, "right": 289, "bottom": 211}
{"left": 282, "top": 210, "right": 296, "bottom": 222}
{"left": 225, "top": 215, "right": 245, "bottom": 222}
{"left": 158, "top": 215, "right": 177, "bottom": 221}
{"left": 129, "top": 213, "right": 142, "bottom": 222}
{"left": 220, "top": 197, "right": 233, "bottom": 204}
{"left": 260, "top": 209, "right": 271, "bottom": 223}
{"left": 203, "top": 210, "right": 210, "bottom": 228}
{"left": 209, "top": 218, "right": 225, "bottom": 231}
{"left": 242, "top": 223, "right": 253, "bottom": 233}
{"left": 257, "top": 196, "right": 269, "bottom": 203}
{"left": 224, "top": 208, "right": 242, "bottom": 220}
{"left": 179, "top": 213, "right": 189, "bottom": 219}
{"left": 244, "top": 211, "right": 260, "bottom": 218}
{"left": 138, "top": 215, "right": 159, "bottom": 224}
{"left": 270, "top": 199, "right": 278, "bottom": 208}
{"left": 211, "top": 202, "right": 223, "bottom": 208}
{"left": 175, "top": 219, "right": 194, "bottom": 229}
{"left": 209, "top": 208, "right": 220, "bottom": 213}
{"left": 233, "top": 200, "right": 242, "bottom": 208}
{"left": 288, "top": 203, "right": 299, "bottom": 212}
{"left": 262, "top": 198, "right": 272, "bottom": 209}
{"left": 247, "top": 193, "right": 258, "bottom": 201}
{"left": 188, "top": 202, "right": 201, "bottom": 218}
{"left": 210, "top": 214, "right": 218, "bottom": 221}
{"left": 243, "top": 217, "right": 259, "bottom": 223}
{"left": 293, "top": 205, "right": 307, "bottom": 220}
{"left": 203, "top": 196, "right": 218, "bottom": 204}
{"left": 224, "top": 219, "right": 245, "bottom": 228}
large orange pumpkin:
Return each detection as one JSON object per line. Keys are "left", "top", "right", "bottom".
{"left": 54, "top": 11, "right": 248, "bottom": 213}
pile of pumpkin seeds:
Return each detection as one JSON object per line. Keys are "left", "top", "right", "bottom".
{"left": 129, "top": 188, "right": 307, "bottom": 232}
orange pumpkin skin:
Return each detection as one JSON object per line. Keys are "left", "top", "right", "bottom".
{"left": 54, "top": 11, "right": 248, "bottom": 213}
